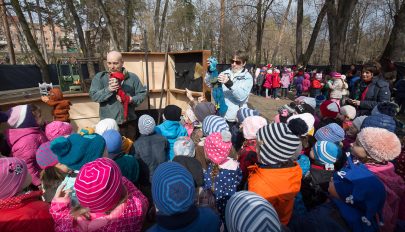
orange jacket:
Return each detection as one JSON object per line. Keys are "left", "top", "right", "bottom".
{"left": 248, "top": 162, "right": 302, "bottom": 225}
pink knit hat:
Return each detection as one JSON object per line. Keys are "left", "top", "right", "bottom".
{"left": 36, "top": 142, "right": 59, "bottom": 169}
{"left": 242, "top": 116, "right": 267, "bottom": 140}
{"left": 357, "top": 127, "right": 401, "bottom": 162}
{"left": 45, "top": 121, "right": 73, "bottom": 141}
{"left": 0, "top": 157, "right": 28, "bottom": 199}
{"left": 74, "top": 158, "right": 123, "bottom": 213}
{"left": 204, "top": 131, "right": 232, "bottom": 165}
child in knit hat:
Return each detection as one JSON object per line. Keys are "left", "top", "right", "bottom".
{"left": 327, "top": 72, "right": 345, "bottom": 107}
{"left": 317, "top": 100, "right": 342, "bottom": 129}
{"left": 339, "top": 105, "right": 356, "bottom": 130}
{"left": 0, "top": 157, "right": 54, "bottom": 231}
{"left": 36, "top": 121, "right": 72, "bottom": 202}
{"left": 289, "top": 155, "right": 386, "bottom": 232}
{"left": 301, "top": 141, "right": 342, "bottom": 209}
{"left": 352, "top": 127, "right": 405, "bottom": 231}
{"left": 149, "top": 162, "right": 221, "bottom": 232}
{"left": 172, "top": 136, "right": 204, "bottom": 188}
{"left": 134, "top": 114, "right": 168, "bottom": 185}
{"left": 342, "top": 115, "right": 367, "bottom": 151}
{"left": 232, "top": 107, "right": 260, "bottom": 151}
{"left": 50, "top": 131, "right": 107, "bottom": 207}
{"left": 50, "top": 158, "right": 148, "bottom": 232}
{"left": 237, "top": 115, "right": 267, "bottom": 189}
{"left": 225, "top": 191, "right": 281, "bottom": 232}
{"left": 102, "top": 129, "right": 139, "bottom": 184}
{"left": 314, "top": 123, "right": 345, "bottom": 144}
{"left": 248, "top": 119, "right": 307, "bottom": 225}
{"left": 203, "top": 130, "right": 242, "bottom": 223}
{"left": 5, "top": 104, "right": 48, "bottom": 187}
{"left": 95, "top": 118, "right": 135, "bottom": 155}
{"left": 155, "top": 105, "right": 188, "bottom": 160}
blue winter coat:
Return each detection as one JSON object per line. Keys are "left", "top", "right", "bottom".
{"left": 155, "top": 120, "right": 188, "bottom": 160}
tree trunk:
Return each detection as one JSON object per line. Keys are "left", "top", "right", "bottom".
{"left": 23, "top": 0, "right": 36, "bottom": 41}
{"left": 11, "top": 0, "right": 49, "bottom": 82}
{"left": 96, "top": 0, "right": 119, "bottom": 51}
{"left": 158, "top": 0, "right": 169, "bottom": 51}
{"left": 6, "top": 7, "right": 33, "bottom": 62}
{"left": 219, "top": 0, "right": 225, "bottom": 63}
{"left": 255, "top": 0, "right": 263, "bottom": 65}
{"left": 296, "top": 0, "right": 303, "bottom": 65}
{"left": 271, "top": 0, "right": 292, "bottom": 63}
{"left": 123, "top": 0, "right": 133, "bottom": 52}
{"left": 1, "top": 0, "right": 16, "bottom": 64}
{"left": 381, "top": 0, "right": 405, "bottom": 62}
{"left": 302, "top": 2, "right": 328, "bottom": 66}
{"left": 326, "top": 0, "right": 358, "bottom": 71}
{"left": 153, "top": 0, "right": 161, "bottom": 50}
{"left": 65, "top": 0, "right": 95, "bottom": 78}
{"left": 85, "top": 30, "right": 95, "bottom": 83}
{"left": 36, "top": 0, "right": 48, "bottom": 63}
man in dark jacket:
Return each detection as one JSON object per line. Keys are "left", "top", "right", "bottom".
{"left": 89, "top": 51, "right": 146, "bottom": 140}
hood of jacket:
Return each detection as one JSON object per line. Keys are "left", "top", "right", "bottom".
{"left": 156, "top": 120, "right": 187, "bottom": 140}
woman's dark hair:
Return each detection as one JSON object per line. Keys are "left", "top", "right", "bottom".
{"left": 232, "top": 50, "right": 249, "bottom": 63}
{"left": 362, "top": 61, "right": 381, "bottom": 76}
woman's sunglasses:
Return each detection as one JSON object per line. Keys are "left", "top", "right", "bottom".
{"left": 230, "top": 59, "right": 242, "bottom": 65}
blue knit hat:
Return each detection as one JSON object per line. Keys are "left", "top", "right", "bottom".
{"left": 313, "top": 141, "right": 341, "bottom": 169}
{"left": 50, "top": 133, "right": 106, "bottom": 170}
{"left": 225, "top": 191, "right": 281, "bottom": 232}
{"left": 152, "top": 162, "right": 195, "bottom": 215}
{"left": 102, "top": 129, "right": 122, "bottom": 158}
{"left": 236, "top": 107, "right": 260, "bottom": 123}
{"left": 332, "top": 155, "right": 386, "bottom": 232}
{"left": 202, "top": 115, "right": 229, "bottom": 136}
{"left": 361, "top": 114, "right": 396, "bottom": 133}
{"left": 314, "top": 123, "right": 344, "bottom": 143}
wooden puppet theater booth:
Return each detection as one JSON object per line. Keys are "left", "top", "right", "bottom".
{"left": 0, "top": 50, "right": 211, "bottom": 131}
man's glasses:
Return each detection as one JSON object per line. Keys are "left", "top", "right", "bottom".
{"left": 230, "top": 59, "right": 242, "bottom": 65}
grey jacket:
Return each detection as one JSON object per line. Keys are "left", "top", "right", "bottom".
{"left": 89, "top": 70, "right": 146, "bottom": 124}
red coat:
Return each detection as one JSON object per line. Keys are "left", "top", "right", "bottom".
{"left": 0, "top": 191, "right": 54, "bottom": 232}
{"left": 271, "top": 73, "right": 281, "bottom": 88}
{"left": 263, "top": 73, "right": 273, "bottom": 89}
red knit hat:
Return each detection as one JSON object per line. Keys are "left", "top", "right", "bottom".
{"left": 204, "top": 131, "right": 232, "bottom": 165}
{"left": 74, "top": 158, "right": 123, "bottom": 213}
{"left": 320, "top": 100, "right": 340, "bottom": 118}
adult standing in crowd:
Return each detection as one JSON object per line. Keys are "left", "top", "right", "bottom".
{"left": 347, "top": 61, "right": 390, "bottom": 116}
{"left": 204, "top": 50, "right": 253, "bottom": 122}
{"left": 90, "top": 51, "right": 146, "bottom": 140}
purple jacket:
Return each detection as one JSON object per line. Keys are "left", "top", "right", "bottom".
{"left": 6, "top": 127, "right": 48, "bottom": 186}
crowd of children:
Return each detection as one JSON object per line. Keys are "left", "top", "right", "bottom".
{"left": 1, "top": 61, "right": 405, "bottom": 232}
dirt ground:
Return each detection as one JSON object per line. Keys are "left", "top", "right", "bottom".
{"left": 247, "top": 93, "right": 293, "bottom": 121}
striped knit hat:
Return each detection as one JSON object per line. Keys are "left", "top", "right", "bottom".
{"left": 257, "top": 120, "right": 305, "bottom": 165}
{"left": 236, "top": 107, "right": 260, "bottom": 123}
{"left": 7, "top": 105, "right": 37, "bottom": 128}
{"left": 152, "top": 162, "right": 195, "bottom": 215}
{"left": 225, "top": 191, "right": 281, "bottom": 232}
{"left": 36, "top": 142, "right": 59, "bottom": 169}
{"left": 138, "top": 114, "right": 156, "bottom": 135}
{"left": 74, "top": 158, "right": 123, "bottom": 213}
{"left": 202, "top": 115, "right": 229, "bottom": 136}
{"left": 313, "top": 141, "right": 341, "bottom": 169}
{"left": 314, "top": 123, "right": 345, "bottom": 143}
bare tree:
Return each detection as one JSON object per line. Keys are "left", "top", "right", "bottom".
{"left": 271, "top": 0, "right": 292, "bottom": 63}
{"left": 381, "top": 0, "right": 405, "bottom": 61}
{"left": 219, "top": 0, "right": 226, "bottom": 62}
{"left": 1, "top": 0, "right": 16, "bottom": 64}
{"left": 255, "top": 0, "right": 275, "bottom": 65}
{"left": 296, "top": 0, "right": 303, "bottom": 65}
{"left": 326, "top": 0, "right": 358, "bottom": 71}
{"left": 36, "top": 0, "right": 48, "bottom": 63}
{"left": 123, "top": 0, "right": 133, "bottom": 51}
{"left": 10, "top": 0, "right": 50, "bottom": 82}
{"left": 65, "top": 0, "right": 95, "bottom": 78}
{"left": 153, "top": 0, "right": 161, "bottom": 50}
{"left": 96, "top": 0, "right": 120, "bottom": 51}
{"left": 158, "top": 0, "right": 169, "bottom": 51}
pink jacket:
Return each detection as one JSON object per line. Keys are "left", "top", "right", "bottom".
{"left": 366, "top": 163, "right": 405, "bottom": 231}
{"left": 50, "top": 177, "right": 148, "bottom": 232}
{"left": 6, "top": 127, "right": 48, "bottom": 186}
{"left": 280, "top": 74, "right": 290, "bottom": 88}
